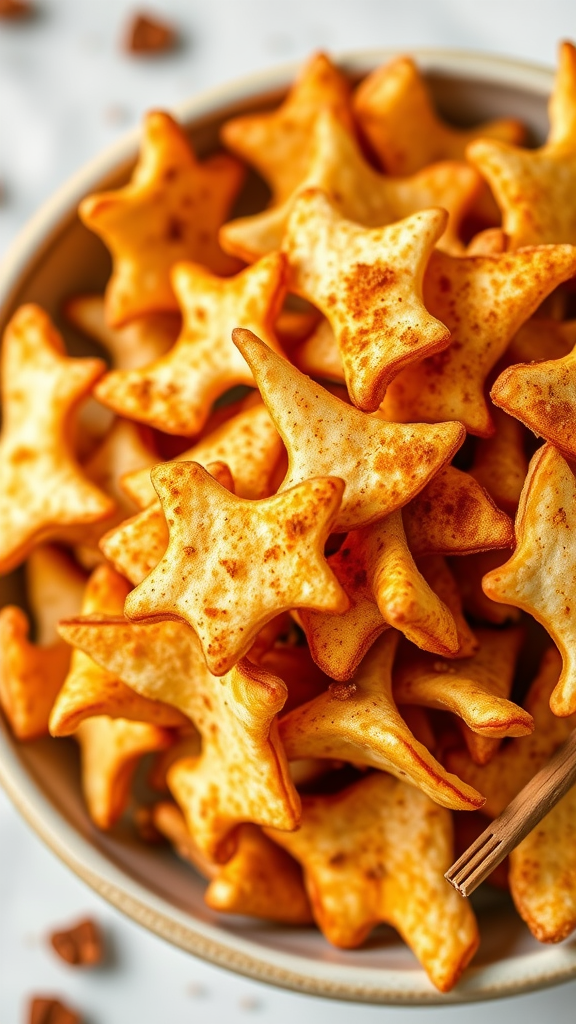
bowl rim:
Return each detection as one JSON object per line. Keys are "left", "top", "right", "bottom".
{"left": 1, "top": 47, "right": 574, "bottom": 1006}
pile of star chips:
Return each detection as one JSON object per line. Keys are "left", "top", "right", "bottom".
{"left": 3, "top": 42, "right": 576, "bottom": 994}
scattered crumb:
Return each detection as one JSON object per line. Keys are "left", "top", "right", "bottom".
{"left": 186, "top": 981, "right": 208, "bottom": 998}
{"left": 238, "top": 994, "right": 263, "bottom": 1011}
{"left": 48, "top": 918, "right": 103, "bottom": 967}
{"left": 123, "top": 11, "right": 177, "bottom": 55}
{"left": 28, "top": 997, "right": 82, "bottom": 1024}
{"left": 0, "top": 0, "right": 32, "bottom": 19}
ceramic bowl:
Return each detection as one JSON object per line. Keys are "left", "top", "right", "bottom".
{"left": 0, "top": 48, "right": 573, "bottom": 1005}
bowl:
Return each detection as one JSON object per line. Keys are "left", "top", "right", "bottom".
{"left": 0, "top": 48, "right": 573, "bottom": 1005}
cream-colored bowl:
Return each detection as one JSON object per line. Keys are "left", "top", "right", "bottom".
{"left": 0, "top": 49, "right": 573, "bottom": 1005}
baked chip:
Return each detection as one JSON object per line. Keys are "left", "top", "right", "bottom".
{"left": 221, "top": 51, "right": 353, "bottom": 206}
{"left": 64, "top": 294, "right": 179, "bottom": 370}
{"left": 234, "top": 329, "right": 465, "bottom": 532}
{"left": 94, "top": 253, "right": 287, "bottom": 436}
{"left": 381, "top": 244, "right": 576, "bottom": 435}
{"left": 56, "top": 616, "right": 300, "bottom": 859}
{"left": 417, "top": 556, "right": 479, "bottom": 658}
{"left": 0, "top": 546, "right": 86, "bottom": 741}
{"left": 0, "top": 305, "right": 115, "bottom": 573}
{"left": 79, "top": 111, "right": 244, "bottom": 325}
{"left": 267, "top": 771, "right": 479, "bottom": 992}
{"left": 450, "top": 550, "right": 522, "bottom": 625}
{"left": 353, "top": 54, "right": 524, "bottom": 175}
{"left": 469, "top": 407, "right": 528, "bottom": 513}
{"left": 393, "top": 628, "right": 532, "bottom": 765}
{"left": 221, "top": 109, "right": 481, "bottom": 262}
{"left": 282, "top": 190, "right": 451, "bottom": 410}
{"left": 402, "top": 466, "right": 514, "bottom": 557}
{"left": 124, "top": 461, "right": 347, "bottom": 674}
{"left": 468, "top": 42, "right": 576, "bottom": 248}
{"left": 280, "top": 631, "right": 484, "bottom": 810}
{"left": 483, "top": 444, "right": 576, "bottom": 715}
{"left": 122, "top": 402, "right": 283, "bottom": 507}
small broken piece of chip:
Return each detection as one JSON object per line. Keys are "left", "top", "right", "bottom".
{"left": 28, "top": 998, "right": 82, "bottom": 1024}
{"left": 124, "top": 12, "right": 177, "bottom": 55}
{"left": 49, "top": 918, "right": 103, "bottom": 967}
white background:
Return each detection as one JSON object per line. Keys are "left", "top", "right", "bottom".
{"left": 2, "top": 1, "right": 576, "bottom": 1021}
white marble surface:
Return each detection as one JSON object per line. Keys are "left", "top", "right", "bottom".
{"left": 2, "top": 1, "right": 576, "bottom": 1020}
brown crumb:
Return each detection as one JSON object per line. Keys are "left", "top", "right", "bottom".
{"left": 0, "top": 0, "right": 32, "bottom": 18}
{"left": 124, "top": 12, "right": 177, "bottom": 55}
{"left": 28, "top": 998, "right": 82, "bottom": 1024}
{"left": 49, "top": 918, "right": 103, "bottom": 967}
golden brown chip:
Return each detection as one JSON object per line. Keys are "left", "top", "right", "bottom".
{"left": 64, "top": 294, "right": 179, "bottom": 370}
{"left": 381, "top": 244, "right": 576, "bottom": 434}
{"left": 94, "top": 253, "right": 287, "bottom": 436}
{"left": 234, "top": 328, "right": 465, "bottom": 532}
{"left": 79, "top": 111, "right": 244, "bottom": 325}
{"left": 402, "top": 465, "right": 514, "bottom": 557}
{"left": 280, "top": 631, "right": 484, "bottom": 810}
{"left": 393, "top": 628, "right": 532, "bottom": 765}
{"left": 221, "top": 108, "right": 481, "bottom": 262}
{"left": 469, "top": 407, "right": 528, "bottom": 513}
{"left": 50, "top": 563, "right": 186, "bottom": 735}
{"left": 56, "top": 616, "right": 300, "bottom": 859}
{"left": 468, "top": 42, "right": 576, "bottom": 248}
{"left": 267, "top": 771, "right": 479, "bottom": 992}
{"left": 483, "top": 443, "right": 576, "bottom": 716}
{"left": 449, "top": 550, "right": 522, "bottom": 626}
{"left": 353, "top": 54, "right": 525, "bottom": 175}
{"left": 26, "top": 544, "right": 88, "bottom": 646}
{"left": 221, "top": 51, "right": 353, "bottom": 207}
{"left": 0, "top": 305, "right": 114, "bottom": 573}
{"left": 416, "top": 555, "right": 479, "bottom": 658}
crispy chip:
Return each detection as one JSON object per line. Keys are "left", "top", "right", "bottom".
{"left": 402, "top": 465, "right": 514, "bottom": 557}
{"left": 282, "top": 190, "right": 451, "bottom": 410}
{"left": 299, "top": 511, "right": 466, "bottom": 682}
{"left": 353, "top": 54, "right": 525, "bottom": 175}
{"left": 94, "top": 253, "right": 287, "bottom": 436}
{"left": 79, "top": 111, "right": 244, "bottom": 325}
{"left": 468, "top": 42, "right": 576, "bottom": 248}
{"left": 491, "top": 336, "right": 576, "bottom": 461}
{"left": 445, "top": 646, "right": 575, "bottom": 816}
{"left": 393, "top": 628, "right": 532, "bottom": 765}
{"left": 257, "top": 645, "right": 329, "bottom": 713}
{"left": 56, "top": 616, "right": 300, "bottom": 859}
{"left": 291, "top": 318, "right": 345, "bottom": 383}
{"left": 509, "top": 785, "right": 576, "bottom": 943}
{"left": 221, "top": 52, "right": 353, "bottom": 206}
{"left": 507, "top": 315, "right": 576, "bottom": 364}
{"left": 469, "top": 407, "right": 528, "bottom": 512}
{"left": 381, "top": 244, "right": 576, "bottom": 434}
{"left": 0, "top": 305, "right": 114, "bottom": 573}
{"left": 267, "top": 771, "right": 479, "bottom": 992}
{"left": 75, "top": 715, "right": 171, "bottom": 830}
{"left": 280, "top": 631, "right": 484, "bottom": 810}
{"left": 64, "top": 294, "right": 178, "bottom": 370}
{"left": 417, "top": 556, "right": 479, "bottom": 658}
{"left": 449, "top": 550, "right": 521, "bottom": 625}
{"left": 50, "top": 563, "right": 186, "bottom": 735}
{"left": 482, "top": 443, "right": 576, "bottom": 715}
{"left": 234, "top": 329, "right": 465, "bottom": 532}
{"left": 147, "top": 728, "right": 201, "bottom": 792}
{"left": 0, "top": 545, "right": 85, "bottom": 740}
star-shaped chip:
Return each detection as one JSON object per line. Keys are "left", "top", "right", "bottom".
{"left": 122, "top": 402, "right": 283, "bottom": 508}
{"left": 282, "top": 190, "right": 451, "bottom": 410}
{"left": 402, "top": 465, "right": 514, "bottom": 557}
{"left": 0, "top": 546, "right": 86, "bottom": 740}
{"left": 50, "top": 563, "right": 187, "bottom": 736}
{"left": 298, "top": 511, "right": 466, "bottom": 682}
{"left": 220, "top": 108, "right": 481, "bottom": 263}
{"left": 0, "top": 304, "right": 115, "bottom": 574}
{"left": 381, "top": 244, "right": 576, "bottom": 434}
{"left": 483, "top": 442, "right": 576, "bottom": 716}
{"left": 233, "top": 329, "right": 465, "bottom": 532}
{"left": 64, "top": 294, "right": 179, "bottom": 370}
{"left": 79, "top": 111, "right": 244, "bottom": 326}
{"left": 393, "top": 627, "right": 532, "bottom": 766}
{"left": 467, "top": 42, "right": 576, "bottom": 247}
{"left": 353, "top": 54, "right": 525, "bottom": 175}
{"left": 491, "top": 337, "right": 576, "bottom": 461}
{"left": 56, "top": 616, "right": 300, "bottom": 859}
{"left": 75, "top": 715, "right": 172, "bottom": 830}
{"left": 469, "top": 407, "right": 528, "bottom": 513}
{"left": 153, "top": 804, "right": 313, "bottom": 924}
{"left": 94, "top": 252, "right": 287, "bottom": 436}
{"left": 280, "top": 631, "right": 484, "bottom": 810}
{"left": 267, "top": 771, "right": 479, "bottom": 992}
{"left": 221, "top": 51, "right": 354, "bottom": 206}
{"left": 124, "top": 460, "right": 348, "bottom": 674}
